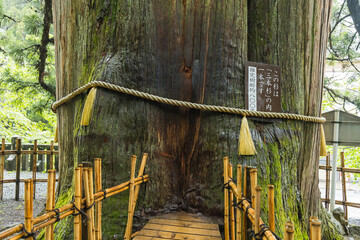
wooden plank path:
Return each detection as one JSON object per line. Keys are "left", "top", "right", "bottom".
{"left": 133, "top": 212, "right": 222, "bottom": 240}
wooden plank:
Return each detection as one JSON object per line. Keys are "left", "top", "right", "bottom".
{"left": 135, "top": 229, "right": 221, "bottom": 240}
{"left": 154, "top": 213, "right": 210, "bottom": 223}
{"left": 143, "top": 223, "right": 221, "bottom": 237}
{"left": 149, "top": 218, "right": 218, "bottom": 230}
{"left": 134, "top": 235, "right": 221, "bottom": 240}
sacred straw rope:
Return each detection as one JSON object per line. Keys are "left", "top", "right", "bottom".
{"left": 51, "top": 81, "right": 326, "bottom": 123}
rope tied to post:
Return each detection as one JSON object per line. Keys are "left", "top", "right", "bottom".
{"left": 21, "top": 223, "right": 36, "bottom": 239}
{"left": 51, "top": 81, "right": 326, "bottom": 123}
{"left": 50, "top": 208, "right": 61, "bottom": 223}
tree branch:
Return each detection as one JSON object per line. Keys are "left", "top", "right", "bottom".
{"left": 324, "top": 85, "right": 360, "bottom": 109}
{"left": 37, "top": 0, "right": 55, "bottom": 97}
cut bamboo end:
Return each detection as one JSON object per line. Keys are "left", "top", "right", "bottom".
{"left": 54, "top": 126, "right": 58, "bottom": 143}
{"left": 268, "top": 185, "right": 275, "bottom": 233}
{"left": 238, "top": 116, "right": 257, "bottom": 155}
{"left": 309, "top": 216, "right": 319, "bottom": 240}
{"left": 284, "top": 221, "right": 294, "bottom": 240}
{"left": 45, "top": 170, "right": 56, "bottom": 240}
{"left": 310, "top": 219, "right": 321, "bottom": 240}
{"left": 24, "top": 179, "right": 33, "bottom": 240}
{"left": 80, "top": 87, "right": 97, "bottom": 126}
{"left": 249, "top": 169, "right": 257, "bottom": 209}
{"left": 94, "top": 158, "right": 102, "bottom": 240}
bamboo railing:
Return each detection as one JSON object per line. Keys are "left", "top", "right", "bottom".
{"left": 223, "top": 157, "right": 322, "bottom": 240}
{"left": 0, "top": 138, "right": 59, "bottom": 200}
{"left": 319, "top": 151, "right": 360, "bottom": 219}
{"left": 0, "top": 154, "right": 148, "bottom": 240}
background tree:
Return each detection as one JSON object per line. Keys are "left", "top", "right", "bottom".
{"left": 52, "top": 1, "right": 340, "bottom": 239}
{"left": 0, "top": 0, "right": 55, "bottom": 141}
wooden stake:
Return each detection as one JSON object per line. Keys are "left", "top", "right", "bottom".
{"left": 255, "top": 186, "right": 262, "bottom": 239}
{"left": 310, "top": 219, "right": 321, "bottom": 240}
{"left": 49, "top": 141, "right": 54, "bottom": 170}
{"left": 340, "top": 152, "right": 348, "bottom": 220}
{"left": 124, "top": 153, "right": 148, "bottom": 238}
{"left": 228, "top": 163, "right": 235, "bottom": 240}
{"left": 94, "top": 158, "right": 102, "bottom": 240}
{"left": 74, "top": 167, "right": 81, "bottom": 240}
{"left": 45, "top": 170, "right": 56, "bottom": 240}
{"left": 83, "top": 168, "right": 94, "bottom": 240}
{"left": 24, "top": 179, "right": 33, "bottom": 240}
{"left": 125, "top": 155, "right": 137, "bottom": 240}
{"left": 0, "top": 139, "right": 5, "bottom": 200}
{"left": 325, "top": 152, "right": 330, "bottom": 210}
{"left": 236, "top": 165, "right": 242, "bottom": 240}
{"left": 268, "top": 185, "right": 275, "bottom": 233}
{"left": 15, "top": 138, "right": 21, "bottom": 201}
{"left": 32, "top": 140, "right": 38, "bottom": 199}
{"left": 284, "top": 221, "right": 294, "bottom": 240}
{"left": 223, "top": 157, "right": 230, "bottom": 240}
{"left": 78, "top": 164, "right": 84, "bottom": 237}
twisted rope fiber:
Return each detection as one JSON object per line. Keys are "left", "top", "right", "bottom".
{"left": 51, "top": 81, "right": 326, "bottom": 123}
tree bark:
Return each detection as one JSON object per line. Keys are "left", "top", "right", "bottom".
{"left": 53, "top": 0, "right": 337, "bottom": 239}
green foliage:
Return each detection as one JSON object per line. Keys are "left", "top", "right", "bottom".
{"left": 0, "top": 0, "right": 55, "bottom": 142}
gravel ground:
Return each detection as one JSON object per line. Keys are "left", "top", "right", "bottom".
{"left": 0, "top": 171, "right": 58, "bottom": 231}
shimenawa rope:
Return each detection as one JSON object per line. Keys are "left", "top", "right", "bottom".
{"left": 51, "top": 81, "right": 325, "bottom": 123}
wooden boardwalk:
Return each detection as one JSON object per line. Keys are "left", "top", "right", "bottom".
{"left": 133, "top": 212, "right": 222, "bottom": 240}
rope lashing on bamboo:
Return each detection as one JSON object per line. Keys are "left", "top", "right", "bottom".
{"left": 51, "top": 81, "right": 326, "bottom": 123}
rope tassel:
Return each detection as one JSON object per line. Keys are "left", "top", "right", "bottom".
{"left": 54, "top": 126, "right": 58, "bottom": 143}
{"left": 80, "top": 87, "right": 97, "bottom": 126}
{"left": 238, "top": 116, "right": 256, "bottom": 155}
{"left": 320, "top": 124, "right": 327, "bottom": 156}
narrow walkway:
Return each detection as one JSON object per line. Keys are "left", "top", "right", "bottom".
{"left": 134, "top": 211, "right": 221, "bottom": 240}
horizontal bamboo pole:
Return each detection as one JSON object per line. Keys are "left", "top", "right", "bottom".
{"left": 1, "top": 150, "right": 59, "bottom": 155}
{"left": 227, "top": 178, "right": 276, "bottom": 240}
{"left": 320, "top": 198, "right": 360, "bottom": 208}
{"left": 319, "top": 165, "right": 360, "bottom": 174}
{"left": 0, "top": 176, "right": 149, "bottom": 239}
{"left": 0, "top": 179, "right": 58, "bottom": 183}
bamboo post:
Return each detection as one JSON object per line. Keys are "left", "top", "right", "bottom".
{"left": 125, "top": 155, "right": 137, "bottom": 240}
{"left": 124, "top": 153, "right": 148, "bottom": 238}
{"left": 74, "top": 167, "right": 81, "bottom": 240}
{"left": 254, "top": 186, "right": 261, "bottom": 239}
{"left": 15, "top": 138, "right": 21, "bottom": 201}
{"left": 309, "top": 216, "right": 318, "bottom": 240}
{"left": 242, "top": 166, "right": 251, "bottom": 240}
{"left": 284, "top": 221, "right": 294, "bottom": 240}
{"left": 83, "top": 168, "right": 95, "bottom": 240}
{"left": 33, "top": 140, "right": 38, "bottom": 199}
{"left": 45, "top": 170, "right": 56, "bottom": 240}
{"left": 236, "top": 165, "right": 242, "bottom": 240}
{"left": 310, "top": 219, "right": 321, "bottom": 240}
{"left": 78, "top": 163, "right": 85, "bottom": 237}
{"left": 50, "top": 141, "right": 54, "bottom": 170}
{"left": 228, "top": 163, "right": 235, "bottom": 240}
{"left": 0, "top": 139, "right": 5, "bottom": 200}
{"left": 88, "top": 168, "right": 96, "bottom": 238}
{"left": 94, "top": 158, "right": 102, "bottom": 240}
{"left": 24, "top": 179, "right": 34, "bottom": 240}
{"left": 249, "top": 168, "right": 257, "bottom": 234}
{"left": 340, "top": 152, "right": 348, "bottom": 220}
{"left": 223, "top": 157, "right": 230, "bottom": 240}
{"left": 268, "top": 185, "right": 275, "bottom": 233}
{"left": 325, "top": 152, "right": 330, "bottom": 210}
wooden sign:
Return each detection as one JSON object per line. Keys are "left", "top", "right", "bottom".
{"left": 245, "top": 62, "right": 281, "bottom": 112}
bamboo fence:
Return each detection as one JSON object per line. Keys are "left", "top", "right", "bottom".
{"left": 319, "top": 151, "right": 360, "bottom": 219}
{"left": 0, "top": 154, "right": 148, "bottom": 240}
{"left": 0, "top": 138, "right": 59, "bottom": 200}
{"left": 223, "top": 157, "right": 322, "bottom": 240}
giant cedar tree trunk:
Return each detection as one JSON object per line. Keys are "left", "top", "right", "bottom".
{"left": 53, "top": 1, "right": 336, "bottom": 239}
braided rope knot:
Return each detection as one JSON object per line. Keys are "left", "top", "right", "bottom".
{"left": 51, "top": 81, "right": 326, "bottom": 123}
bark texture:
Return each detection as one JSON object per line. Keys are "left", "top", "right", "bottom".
{"left": 53, "top": 1, "right": 336, "bottom": 239}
